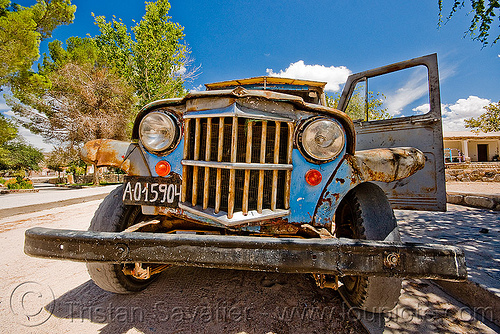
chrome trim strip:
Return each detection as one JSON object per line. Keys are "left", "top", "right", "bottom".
{"left": 179, "top": 203, "right": 290, "bottom": 226}
{"left": 181, "top": 160, "right": 293, "bottom": 170}
{"left": 184, "top": 108, "right": 292, "bottom": 122}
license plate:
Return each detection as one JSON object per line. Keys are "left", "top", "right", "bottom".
{"left": 123, "top": 174, "right": 182, "bottom": 207}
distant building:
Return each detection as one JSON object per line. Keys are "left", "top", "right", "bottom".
{"left": 443, "top": 131, "right": 500, "bottom": 162}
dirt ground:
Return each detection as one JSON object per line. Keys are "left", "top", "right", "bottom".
{"left": 0, "top": 201, "right": 365, "bottom": 334}
{"left": 0, "top": 200, "right": 497, "bottom": 333}
{"left": 446, "top": 181, "right": 500, "bottom": 195}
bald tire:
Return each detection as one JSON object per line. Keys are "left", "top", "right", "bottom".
{"left": 86, "top": 185, "right": 159, "bottom": 294}
{"left": 336, "top": 183, "right": 402, "bottom": 313}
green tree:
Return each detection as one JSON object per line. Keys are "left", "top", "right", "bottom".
{"left": 93, "top": 0, "right": 196, "bottom": 106}
{"left": 0, "top": 0, "right": 75, "bottom": 86}
{"left": 327, "top": 89, "right": 391, "bottom": 121}
{"left": 464, "top": 100, "right": 500, "bottom": 132}
{"left": 8, "top": 56, "right": 136, "bottom": 183}
{"left": 439, "top": 0, "right": 500, "bottom": 46}
{"left": 46, "top": 145, "right": 79, "bottom": 177}
{"left": 0, "top": 114, "right": 44, "bottom": 173}
{"left": 0, "top": 113, "right": 17, "bottom": 144}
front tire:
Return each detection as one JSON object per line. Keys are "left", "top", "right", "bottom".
{"left": 335, "top": 182, "right": 402, "bottom": 313}
{"left": 86, "top": 185, "right": 160, "bottom": 294}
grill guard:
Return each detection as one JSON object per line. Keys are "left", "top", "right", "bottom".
{"left": 181, "top": 112, "right": 294, "bottom": 221}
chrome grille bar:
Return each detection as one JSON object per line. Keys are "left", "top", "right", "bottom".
{"left": 271, "top": 121, "right": 281, "bottom": 211}
{"left": 203, "top": 118, "right": 212, "bottom": 209}
{"left": 257, "top": 120, "right": 267, "bottom": 214}
{"left": 192, "top": 118, "right": 201, "bottom": 206}
{"left": 285, "top": 122, "right": 293, "bottom": 209}
{"left": 227, "top": 117, "right": 238, "bottom": 219}
{"left": 242, "top": 121, "right": 253, "bottom": 215}
{"left": 181, "top": 114, "right": 294, "bottom": 223}
{"left": 181, "top": 118, "right": 190, "bottom": 203}
{"left": 215, "top": 117, "right": 224, "bottom": 214}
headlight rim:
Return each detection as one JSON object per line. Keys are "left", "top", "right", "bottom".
{"left": 138, "top": 110, "right": 181, "bottom": 155}
{"left": 296, "top": 116, "right": 346, "bottom": 164}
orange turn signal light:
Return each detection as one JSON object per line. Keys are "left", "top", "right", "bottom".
{"left": 305, "top": 169, "right": 322, "bottom": 186}
{"left": 155, "top": 160, "right": 171, "bottom": 176}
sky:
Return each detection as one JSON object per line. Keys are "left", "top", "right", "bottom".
{"left": 2, "top": 0, "right": 499, "bottom": 151}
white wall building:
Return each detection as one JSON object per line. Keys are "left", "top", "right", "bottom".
{"left": 443, "top": 131, "right": 500, "bottom": 162}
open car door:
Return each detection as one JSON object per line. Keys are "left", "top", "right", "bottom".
{"left": 337, "top": 54, "right": 446, "bottom": 211}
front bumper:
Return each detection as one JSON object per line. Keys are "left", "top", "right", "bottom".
{"left": 25, "top": 227, "right": 466, "bottom": 281}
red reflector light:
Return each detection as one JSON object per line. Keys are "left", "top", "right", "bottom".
{"left": 155, "top": 161, "right": 171, "bottom": 176}
{"left": 305, "top": 169, "right": 322, "bottom": 186}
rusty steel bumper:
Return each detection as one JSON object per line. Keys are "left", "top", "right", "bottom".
{"left": 25, "top": 227, "right": 466, "bottom": 281}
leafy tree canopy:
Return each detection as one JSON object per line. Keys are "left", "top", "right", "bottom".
{"left": 9, "top": 60, "right": 136, "bottom": 146}
{"left": 8, "top": 0, "right": 193, "bottom": 151}
{"left": 327, "top": 89, "right": 392, "bottom": 121}
{"left": 464, "top": 100, "right": 500, "bottom": 132}
{"left": 93, "top": 0, "right": 195, "bottom": 105}
{"left": 0, "top": 114, "right": 44, "bottom": 172}
{"left": 439, "top": 0, "right": 500, "bottom": 46}
{"left": 0, "top": 0, "right": 75, "bottom": 86}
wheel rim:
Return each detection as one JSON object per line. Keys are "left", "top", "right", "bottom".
{"left": 336, "top": 195, "right": 367, "bottom": 301}
{"left": 119, "top": 206, "right": 164, "bottom": 282}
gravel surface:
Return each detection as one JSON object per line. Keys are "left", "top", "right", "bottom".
{"left": 0, "top": 201, "right": 365, "bottom": 334}
{"left": 446, "top": 182, "right": 500, "bottom": 195}
{"left": 1, "top": 199, "right": 498, "bottom": 333}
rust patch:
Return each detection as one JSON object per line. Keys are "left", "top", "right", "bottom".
{"left": 260, "top": 223, "right": 300, "bottom": 235}
{"left": 352, "top": 147, "right": 425, "bottom": 183}
{"left": 81, "top": 139, "right": 134, "bottom": 173}
{"left": 335, "top": 178, "right": 345, "bottom": 184}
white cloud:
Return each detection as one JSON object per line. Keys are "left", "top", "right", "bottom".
{"left": 189, "top": 84, "right": 204, "bottom": 93}
{"left": 17, "top": 126, "right": 54, "bottom": 152}
{"left": 412, "top": 103, "right": 430, "bottom": 114}
{"left": 414, "top": 96, "right": 491, "bottom": 131}
{"left": 383, "top": 64, "right": 456, "bottom": 116}
{"left": 174, "top": 65, "right": 187, "bottom": 77}
{"left": 266, "top": 60, "right": 351, "bottom": 92}
{"left": 384, "top": 69, "right": 430, "bottom": 116}
{"left": 1, "top": 109, "right": 53, "bottom": 152}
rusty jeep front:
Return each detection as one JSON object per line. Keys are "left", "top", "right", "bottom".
{"left": 24, "top": 54, "right": 466, "bottom": 310}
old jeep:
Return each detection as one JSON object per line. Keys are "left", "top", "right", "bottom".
{"left": 25, "top": 54, "right": 466, "bottom": 313}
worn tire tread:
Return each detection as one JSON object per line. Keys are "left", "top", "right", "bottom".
{"left": 337, "top": 183, "right": 402, "bottom": 313}
{"left": 86, "top": 185, "right": 156, "bottom": 294}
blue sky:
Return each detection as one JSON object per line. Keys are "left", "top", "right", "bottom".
{"left": 2, "top": 0, "right": 500, "bottom": 151}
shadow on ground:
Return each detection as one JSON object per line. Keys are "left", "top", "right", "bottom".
{"left": 47, "top": 267, "right": 365, "bottom": 334}
{"left": 396, "top": 204, "right": 500, "bottom": 293}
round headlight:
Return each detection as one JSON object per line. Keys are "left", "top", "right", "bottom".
{"left": 301, "top": 118, "right": 345, "bottom": 161}
{"left": 139, "top": 112, "right": 178, "bottom": 153}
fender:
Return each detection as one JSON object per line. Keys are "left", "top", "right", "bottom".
{"left": 313, "top": 147, "right": 425, "bottom": 227}
{"left": 80, "top": 139, "right": 151, "bottom": 176}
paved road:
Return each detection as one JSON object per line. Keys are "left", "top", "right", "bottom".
{"left": 0, "top": 185, "right": 119, "bottom": 219}
{"left": 0, "top": 184, "right": 119, "bottom": 210}
{"left": 0, "top": 201, "right": 498, "bottom": 333}
{"left": 397, "top": 205, "right": 500, "bottom": 296}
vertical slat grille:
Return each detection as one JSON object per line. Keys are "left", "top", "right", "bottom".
{"left": 183, "top": 115, "right": 293, "bottom": 218}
